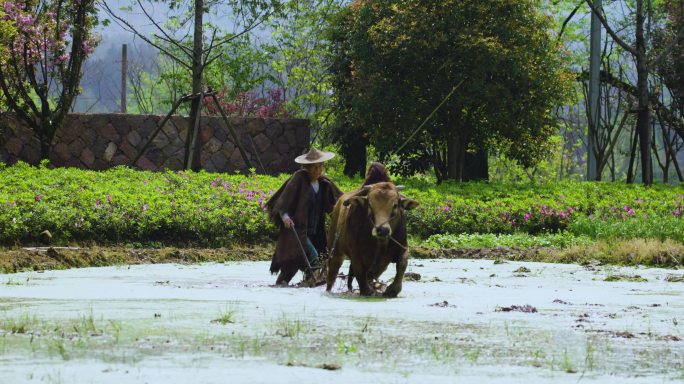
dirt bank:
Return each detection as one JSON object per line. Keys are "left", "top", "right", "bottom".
{"left": 2, "top": 238, "right": 682, "bottom": 274}
{"left": 0, "top": 245, "right": 274, "bottom": 273}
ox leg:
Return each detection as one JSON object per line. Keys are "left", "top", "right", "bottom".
{"left": 346, "top": 264, "right": 354, "bottom": 292}
{"left": 383, "top": 251, "right": 408, "bottom": 298}
{"left": 326, "top": 251, "right": 344, "bottom": 292}
{"left": 275, "top": 267, "right": 297, "bottom": 286}
{"left": 353, "top": 262, "right": 373, "bottom": 296}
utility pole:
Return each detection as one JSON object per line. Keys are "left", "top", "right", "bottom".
{"left": 587, "top": 0, "right": 602, "bottom": 181}
{"left": 121, "top": 44, "right": 127, "bottom": 113}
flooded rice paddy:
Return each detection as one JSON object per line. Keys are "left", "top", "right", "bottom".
{"left": 0, "top": 259, "right": 682, "bottom": 383}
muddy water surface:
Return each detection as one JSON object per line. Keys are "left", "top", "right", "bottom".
{"left": 0, "top": 259, "right": 682, "bottom": 383}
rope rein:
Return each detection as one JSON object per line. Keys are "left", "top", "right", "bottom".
{"left": 367, "top": 209, "right": 409, "bottom": 252}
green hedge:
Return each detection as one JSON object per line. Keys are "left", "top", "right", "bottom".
{"left": 1, "top": 162, "right": 682, "bottom": 246}
{"left": 406, "top": 180, "right": 684, "bottom": 242}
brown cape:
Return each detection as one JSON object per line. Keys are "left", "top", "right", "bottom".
{"left": 265, "top": 169, "right": 343, "bottom": 274}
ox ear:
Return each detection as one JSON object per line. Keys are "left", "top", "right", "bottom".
{"left": 400, "top": 197, "right": 419, "bottom": 210}
{"left": 343, "top": 196, "right": 367, "bottom": 207}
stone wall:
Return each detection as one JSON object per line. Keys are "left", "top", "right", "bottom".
{"left": 0, "top": 113, "right": 310, "bottom": 174}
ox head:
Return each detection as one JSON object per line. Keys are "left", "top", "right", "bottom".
{"left": 343, "top": 182, "right": 419, "bottom": 240}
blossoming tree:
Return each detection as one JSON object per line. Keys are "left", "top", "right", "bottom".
{"left": 0, "top": 0, "right": 99, "bottom": 160}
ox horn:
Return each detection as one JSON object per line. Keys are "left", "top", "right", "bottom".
{"left": 395, "top": 185, "right": 405, "bottom": 191}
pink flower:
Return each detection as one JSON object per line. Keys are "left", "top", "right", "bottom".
{"left": 106, "top": 195, "right": 112, "bottom": 203}
{"left": 35, "top": 194, "right": 43, "bottom": 202}
{"left": 95, "top": 199, "right": 101, "bottom": 208}
{"left": 142, "top": 204, "right": 148, "bottom": 211}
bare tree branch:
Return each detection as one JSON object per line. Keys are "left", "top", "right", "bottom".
{"left": 558, "top": 0, "right": 583, "bottom": 42}
{"left": 136, "top": 0, "right": 193, "bottom": 58}
{"left": 101, "top": 2, "right": 192, "bottom": 70}
{"left": 210, "top": 10, "right": 271, "bottom": 49}
{"left": 202, "top": 28, "right": 219, "bottom": 59}
{"left": 584, "top": 0, "right": 638, "bottom": 56}
{"left": 578, "top": 69, "right": 684, "bottom": 140}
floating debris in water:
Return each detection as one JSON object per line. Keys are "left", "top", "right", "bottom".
{"left": 665, "top": 274, "right": 684, "bottom": 283}
{"left": 604, "top": 274, "right": 647, "bottom": 282}
{"left": 429, "top": 300, "right": 457, "bottom": 308}
{"left": 320, "top": 363, "right": 341, "bottom": 370}
{"left": 614, "top": 331, "right": 635, "bottom": 339}
{"left": 496, "top": 304, "right": 537, "bottom": 313}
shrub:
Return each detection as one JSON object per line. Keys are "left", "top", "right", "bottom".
{"left": 1, "top": 163, "right": 682, "bottom": 246}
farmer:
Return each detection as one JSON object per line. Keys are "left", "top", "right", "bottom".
{"left": 265, "top": 147, "right": 343, "bottom": 286}
{"left": 363, "top": 162, "right": 392, "bottom": 186}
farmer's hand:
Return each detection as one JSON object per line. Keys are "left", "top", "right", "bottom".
{"left": 282, "top": 216, "right": 295, "bottom": 228}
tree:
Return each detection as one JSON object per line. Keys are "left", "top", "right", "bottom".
{"left": 584, "top": 0, "right": 684, "bottom": 184}
{"left": 0, "top": 8, "right": 15, "bottom": 65}
{"left": 102, "top": 0, "right": 281, "bottom": 171}
{"left": 329, "top": 0, "right": 572, "bottom": 181}
{"left": 265, "top": 0, "right": 344, "bottom": 123}
{"left": 0, "top": 8, "right": 16, "bottom": 112}
{"left": 654, "top": 0, "right": 684, "bottom": 116}
{"left": 0, "top": 0, "right": 99, "bottom": 159}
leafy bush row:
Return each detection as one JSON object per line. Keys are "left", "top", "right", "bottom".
{"left": 1, "top": 162, "right": 683, "bottom": 246}
{"left": 424, "top": 233, "right": 594, "bottom": 249}
{"left": 406, "top": 179, "right": 683, "bottom": 243}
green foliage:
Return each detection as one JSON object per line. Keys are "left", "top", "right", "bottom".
{"left": 568, "top": 216, "right": 684, "bottom": 243}
{"left": 653, "top": 0, "right": 684, "bottom": 111}
{"left": 407, "top": 179, "right": 684, "bottom": 242}
{"left": 0, "top": 9, "right": 15, "bottom": 65}
{"left": 489, "top": 135, "right": 586, "bottom": 183}
{"left": 211, "top": 305, "right": 239, "bottom": 325}
{"left": 425, "top": 233, "right": 593, "bottom": 249}
{"left": 0, "top": 162, "right": 285, "bottom": 246}
{"left": 120, "top": 0, "right": 282, "bottom": 114}
{"left": 0, "top": 163, "right": 682, "bottom": 246}
{"left": 329, "top": 0, "right": 573, "bottom": 180}
{"left": 603, "top": 274, "right": 648, "bottom": 282}
{"left": 0, "top": 9, "right": 15, "bottom": 111}
{"left": 265, "top": 0, "right": 343, "bottom": 123}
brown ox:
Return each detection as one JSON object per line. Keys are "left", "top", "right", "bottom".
{"left": 325, "top": 182, "right": 419, "bottom": 297}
